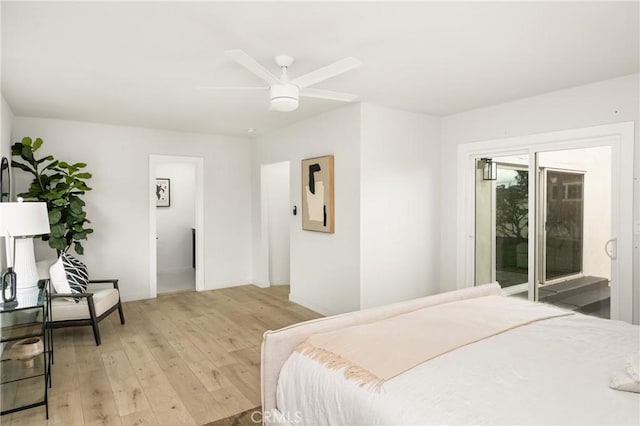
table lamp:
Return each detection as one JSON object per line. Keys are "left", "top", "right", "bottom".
{"left": 0, "top": 199, "right": 51, "bottom": 305}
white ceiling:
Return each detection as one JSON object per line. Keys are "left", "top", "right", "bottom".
{"left": 2, "top": 1, "right": 638, "bottom": 137}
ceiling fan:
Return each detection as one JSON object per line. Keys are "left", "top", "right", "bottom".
{"left": 201, "top": 50, "right": 362, "bottom": 112}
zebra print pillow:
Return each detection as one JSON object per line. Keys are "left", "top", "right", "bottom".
{"left": 49, "top": 253, "right": 89, "bottom": 303}
{"left": 61, "top": 253, "right": 89, "bottom": 302}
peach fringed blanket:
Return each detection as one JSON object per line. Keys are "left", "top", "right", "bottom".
{"left": 295, "top": 296, "right": 572, "bottom": 388}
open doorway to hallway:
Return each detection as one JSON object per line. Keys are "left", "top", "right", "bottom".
{"left": 156, "top": 162, "right": 197, "bottom": 293}
{"left": 261, "top": 161, "right": 290, "bottom": 286}
{"left": 149, "top": 154, "right": 204, "bottom": 298}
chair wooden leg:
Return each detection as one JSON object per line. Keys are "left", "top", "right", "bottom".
{"left": 91, "top": 319, "right": 101, "bottom": 346}
{"left": 117, "top": 302, "right": 125, "bottom": 325}
{"left": 87, "top": 296, "right": 101, "bottom": 346}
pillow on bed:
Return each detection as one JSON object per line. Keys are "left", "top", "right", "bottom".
{"left": 610, "top": 353, "right": 639, "bottom": 393}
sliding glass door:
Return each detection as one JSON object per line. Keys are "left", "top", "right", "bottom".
{"left": 474, "top": 147, "right": 612, "bottom": 318}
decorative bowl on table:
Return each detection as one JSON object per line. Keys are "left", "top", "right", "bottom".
{"left": 9, "top": 337, "right": 44, "bottom": 368}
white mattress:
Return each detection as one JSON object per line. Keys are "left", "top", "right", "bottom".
{"left": 277, "top": 314, "right": 640, "bottom": 425}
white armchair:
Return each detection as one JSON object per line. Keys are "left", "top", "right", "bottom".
{"left": 37, "top": 260, "right": 125, "bottom": 346}
{"left": 47, "top": 279, "right": 125, "bottom": 345}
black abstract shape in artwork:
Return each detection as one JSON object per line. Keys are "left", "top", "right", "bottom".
{"left": 156, "top": 184, "right": 165, "bottom": 200}
{"left": 308, "top": 163, "right": 321, "bottom": 194}
{"left": 323, "top": 205, "right": 327, "bottom": 227}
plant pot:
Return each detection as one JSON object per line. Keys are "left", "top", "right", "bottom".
{"left": 9, "top": 337, "right": 44, "bottom": 368}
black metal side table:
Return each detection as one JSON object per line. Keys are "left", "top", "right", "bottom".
{"left": 0, "top": 285, "right": 53, "bottom": 419}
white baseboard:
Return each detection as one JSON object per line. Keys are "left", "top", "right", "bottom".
{"left": 121, "top": 291, "right": 151, "bottom": 302}
{"left": 288, "top": 293, "right": 333, "bottom": 316}
{"left": 157, "top": 267, "right": 194, "bottom": 275}
{"left": 253, "top": 279, "right": 270, "bottom": 288}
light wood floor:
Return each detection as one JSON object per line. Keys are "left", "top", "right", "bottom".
{"left": 157, "top": 270, "right": 195, "bottom": 294}
{"left": 5, "top": 285, "right": 321, "bottom": 426}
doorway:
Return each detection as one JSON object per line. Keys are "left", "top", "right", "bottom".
{"left": 149, "top": 155, "right": 204, "bottom": 298}
{"left": 460, "top": 122, "right": 634, "bottom": 322}
{"left": 261, "top": 161, "right": 290, "bottom": 286}
{"left": 156, "top": 162, "right": 196, "bottom": 293}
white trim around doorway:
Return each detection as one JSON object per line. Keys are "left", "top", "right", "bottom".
{"left": 457, "top": 122, "right": 635, "bottom": 323}
{"left": 149, "top": 155, "right": 205, "bottom": 298}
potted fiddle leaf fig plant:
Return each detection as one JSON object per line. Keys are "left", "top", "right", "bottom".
{"left": 11, "top": 137, "right": 94, "bottom": 255}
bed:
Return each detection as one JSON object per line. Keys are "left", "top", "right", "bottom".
{"left": 261, "top": 283, "right": 639, "bottom": 425}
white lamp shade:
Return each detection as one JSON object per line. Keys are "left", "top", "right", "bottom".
{"left": 0, "top": 201, "right": 51, "bottom": 237}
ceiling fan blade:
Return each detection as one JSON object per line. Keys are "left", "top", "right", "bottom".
{"left": 197, "top": 86, "right": 267, "bottom": 91}
{"left": 299, "top": 88, "right": 359, "bottom": 102}
{"left": 291, "top": 57, "right": 361, "bottom": 88}
{"left": 225, "top": 50, "right": 280, "bottom": 85}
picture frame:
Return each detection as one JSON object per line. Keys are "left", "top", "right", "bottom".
{"left": 156, "top": 178, "right": 170, "bottom": 207}
{"left": 301, "top": 155, "right": 334, "bottom": 233}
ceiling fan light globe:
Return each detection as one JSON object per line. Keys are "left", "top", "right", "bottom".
{"left": 270, "top": 97, "right": 299, "bottom": 112}
{"left": 270, "top": 84, "right": 299, "bottom": 112}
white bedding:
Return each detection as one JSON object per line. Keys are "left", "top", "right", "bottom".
{"left": 277, "top": 314, "right": 640, "bottom": 425}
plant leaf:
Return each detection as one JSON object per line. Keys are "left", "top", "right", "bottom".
{"left": 70, "top": 200, "right": 83, "bottom": 214}
{"left": 50, "top": 223, "right": 66, "bottom": 238}
{"left": 74, "top": 242, "right": 84, "bottom": 255}
{"left": 49, "top": 237, "right": 67, "bottom": 251}
{"left": 21, "top": 145, "right": 34, "bottom": 162}
{"left": 48, "top": 209, "right": 62, "bottom": 225}
{"left": 32, "top": 138, "right": 43, "bottom": 151}
{"left": 43, "top": 160, "right": 59, "bottom": 170}
{"left": 11, "top": 161, "right": 34, "bottom": 174}
{"left": 72, "top": 232, "right": 87, "bottom": 240}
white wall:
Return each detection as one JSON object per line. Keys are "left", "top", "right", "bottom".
{"left": 252, "top": 104, "right": 361, "bottom": 315}
{"left": 359, "top": 104, "right": 441, "bottom": 309}
{"left": 439, "top": 73, "right": 639, "bottom": 321}
{"left": 538, "top": 147, "right": 612, "bottom": 281}
{"left": 1, "top": 95, "right": 13, "bottom": 159}
{"left": 156, "top": 162, "right": 196, "bottom": 275}
{"left": 262, "top": 161, "right": 290, "bottom": 285}
{"left": 11, "top": 117, "right": 252, "bottom": 301}
{"left": 1, "top": 95, "right": 15, "bottom": 270}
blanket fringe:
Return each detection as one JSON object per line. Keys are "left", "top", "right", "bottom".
{"left": 295, "top": 342, "right": 384, "bottom": 391}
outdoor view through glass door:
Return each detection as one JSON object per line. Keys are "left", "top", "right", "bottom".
{"left": 474, "top": 147, "right": 612, "bottom": 318}
{"left": 536, "top": 148, "right": 611, "bottom": 319}
{"left": 495, "top": 165, "right": 528, "bottom": 289}
{"left": 542, "top": 170, "right": 584, "bottom": 282}
{"left": 475, "top": 155, "right": 529, "bottom": 296}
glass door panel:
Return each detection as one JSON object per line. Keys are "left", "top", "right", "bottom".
{"left": 544, "top": 170, "right": 584, "bottom": 282}
{"left": 474, "top": 154, "right": 529, "bottom": 297}
{"left": 495, "top": 166, "right": 528, "bottom": 288}
{"left": 536, "top": 147, "right": 611, "bottom": 319}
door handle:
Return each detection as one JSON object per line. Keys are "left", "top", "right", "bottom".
{"left": 604, "top": 238, "right": 617, "bottom": 260}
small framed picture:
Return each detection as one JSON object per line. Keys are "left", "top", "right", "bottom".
{"left": 156, "top": 178, "right": 170, "bottom": 207}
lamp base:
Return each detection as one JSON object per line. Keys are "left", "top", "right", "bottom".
{"left": 16, "top": 286, "right": 40, "bottom": 306}
{"left": 0, "top": 300, "right": 19, "bottom": 309}
{"left": 13, "top": 238, "right": 41, "bottom": 290}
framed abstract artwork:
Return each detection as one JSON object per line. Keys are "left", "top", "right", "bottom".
{"left": 301, "top": 155, "right": 334, "bottom": 233}
{"left": 156, "top": 178, "right": 170, "bottom": 207}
